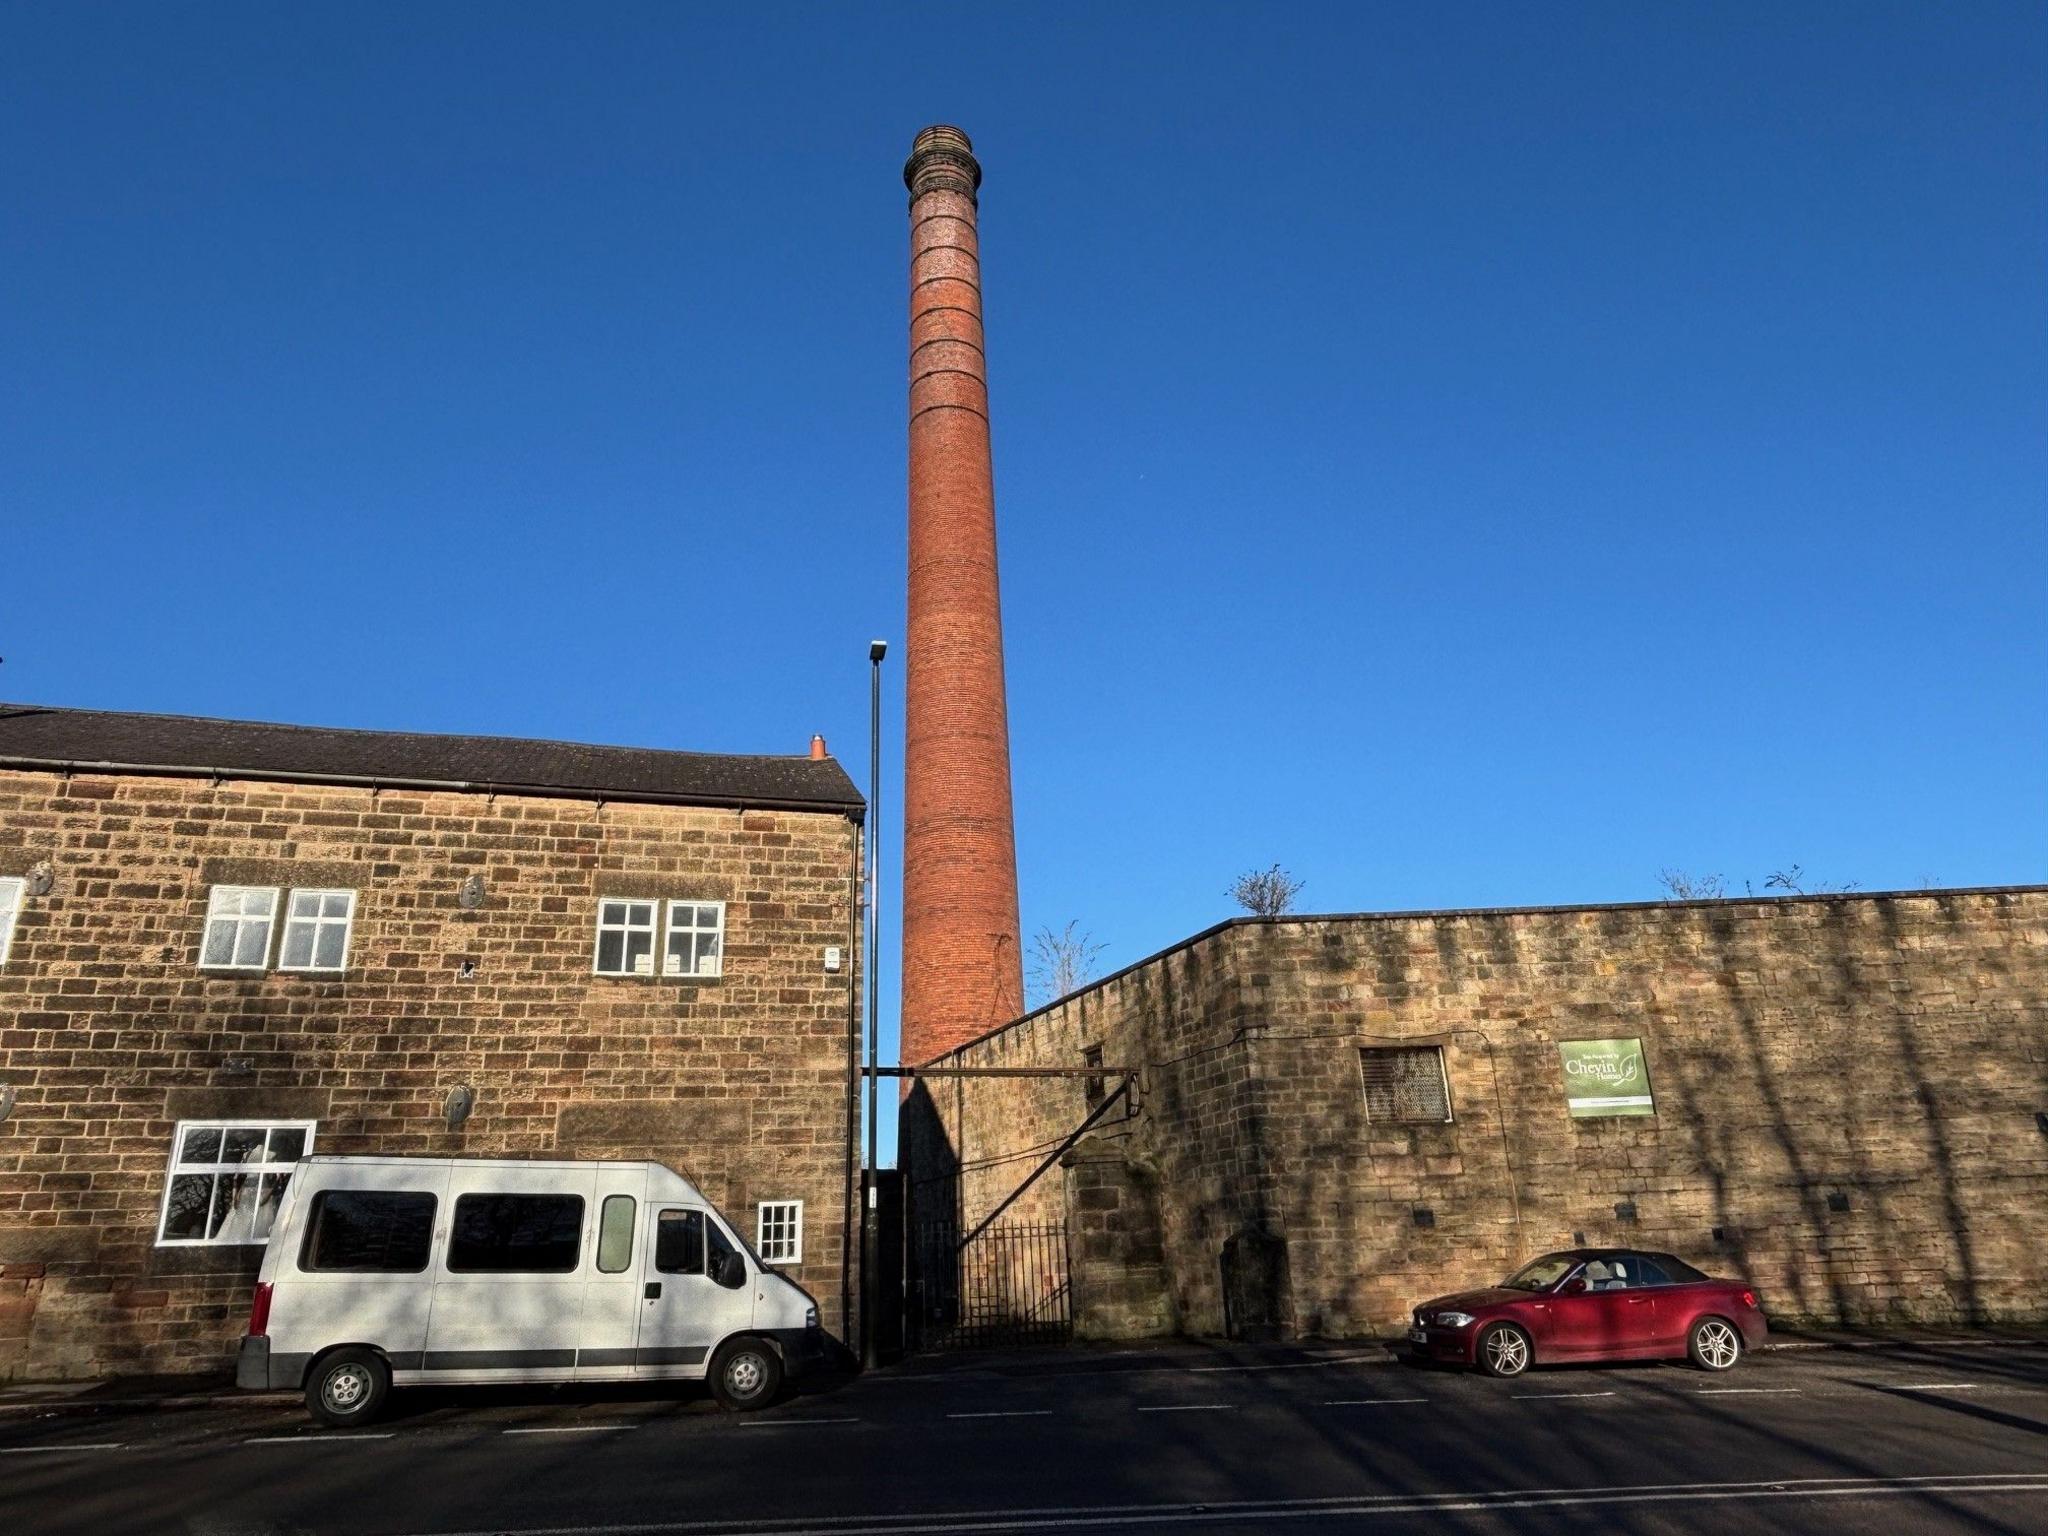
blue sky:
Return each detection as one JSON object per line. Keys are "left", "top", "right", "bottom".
{"left": 5, "top": 4, "right": 2044, "bottom": 1149}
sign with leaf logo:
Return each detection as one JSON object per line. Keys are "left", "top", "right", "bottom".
{"left": 1557, "top": 1037, "right": 1655, "bottom": 1118}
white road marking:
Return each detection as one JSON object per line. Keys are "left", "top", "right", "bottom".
{"left": 1136, "top": 1404, "right": 1234, "bottom": 1412}
{"left": 1511, "top": 1391, "right": 1616, "bottom": 1400}
{"left": 384, "top": 1471, "right": 2048, "bottom": 1536}
{"left": 0, "top": 1442, "right": 126, "bottom": 1454}
{"left": 946, "top": 1411, "right": 1054, "bottom": 1419}
{"left": 1323, "top": 1398, "right": 1427, "bottom": 1406}
{"left": 1697, "top": 1388, "right": 1802, "bottom": 1395}
{"left": 504, "top": 1424, "right": 635, "bottom": 1434}
{"left": 1181, "top": 1352, "right": 1384, "bottom": 1374}
{"left": 242, "top": 1433, "right": 396, "bottom": 1444}
{"left": 1893, "top": 1382, "right": 1979, "bottom": 1390}
{"left": 740, "top": 1417, "right": 861, "bottom": 1428}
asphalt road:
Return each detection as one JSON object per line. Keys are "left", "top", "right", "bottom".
{"left": 3, "top": 1341, "right": 2045, "bottom": 1536}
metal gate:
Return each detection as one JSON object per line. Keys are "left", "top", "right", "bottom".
{"left": 911, "top": 1219, "right": 1071, "bottom": 1349}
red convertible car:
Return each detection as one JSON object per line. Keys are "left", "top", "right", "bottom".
{"left": 1408, "top": 1249, "right": 1767, "bottom": 1377}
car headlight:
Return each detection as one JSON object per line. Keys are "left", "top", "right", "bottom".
{"left": 1436, "top": 1311, "right": 1475, "bottom": 1328}
{"left": 804, "top": 1305, "right": 819, "bottom": 1329}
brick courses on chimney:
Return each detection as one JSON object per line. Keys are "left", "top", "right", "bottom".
{"left": 0, "top": 704, "right": 864, "bottom": 1381}
{"left": 900, "top": 126, "right": 1026, "bottom": 1064}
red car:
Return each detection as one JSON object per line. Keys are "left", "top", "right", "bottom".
{"left": 1408, "top": 1248, "right": 1767, "bottom": 1377}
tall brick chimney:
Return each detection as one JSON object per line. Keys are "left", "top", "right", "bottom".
{"left": 899, "top": 125, "right": 1025, "bottom": 1064}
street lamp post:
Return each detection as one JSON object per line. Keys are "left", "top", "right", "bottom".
{"left": 863, "top": 638, "right": 886, "bottom": 1369}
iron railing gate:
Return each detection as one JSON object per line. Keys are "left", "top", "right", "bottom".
{"left": 911, "top": 1218, "right": 1071, "bottom": 1349}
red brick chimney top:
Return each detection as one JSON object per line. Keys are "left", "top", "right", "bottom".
{"left": 904, "top": 124, "right": 981, "bottom": 204}
{"left": 809, "top": 734, "right": 827, "bottom": 761}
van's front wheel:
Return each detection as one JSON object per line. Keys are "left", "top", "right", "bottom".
{"left": 708, "top": 1337, "right": 783, "bottom": 1412}
{"left": 306, "top": 1347, "right": 390, "bottom": 1428}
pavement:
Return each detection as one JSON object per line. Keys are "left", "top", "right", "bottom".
{"left": 3, "top": 1333, "right": 2046, "bottom": 1535}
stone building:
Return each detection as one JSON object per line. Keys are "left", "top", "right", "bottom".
{"left": 904, "top": 887, "right": 2048, "bottom": 1341}
{"left": 0, "top": 703, "right": 864, "bottom": 1380}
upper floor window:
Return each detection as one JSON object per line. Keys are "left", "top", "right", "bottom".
{"left": 201, "top": 885, "right": 357, "bottom": 973}
{"left": 593, "top": 896, "right": 725, "bottom": 979}
{"left": 594, "top": 899, "right": 658, "bottom": 976}
{"left": 756, "top": 1200, "right": 803, "bottom": 1264}
{"left": 200, "top": 886, "right": 279, "bottom": 971}
{"left": 157, "top": 1120, "right": 313, "bottom": 1246}
{"left": 279, "top": 888, "right": 356, "bottom": 972}
{"left": 1360, "top": 1046, "right": 1453, "bottom": 1125}
{"left": 664, "top": 901, "right": 724, "bottom": 978}
{"left": 0, "top": 877, "right": 22, "bottom": 966}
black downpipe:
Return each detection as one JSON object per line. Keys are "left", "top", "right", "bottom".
{"left": 842, "top": 817, "right": 860, "bottom": 1344}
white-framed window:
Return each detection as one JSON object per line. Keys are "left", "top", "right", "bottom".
{"left": 663, "top": 900, "right": 725, "bottom": 978}
{"left": 200, "top": 886, "right": 279, "bottom": 971}
{"left": 278, "top": 888, "right": 357, "bottom": 972}
{"left": 756, "top": 1200, "right": 803, "bottom": 1265}
{"left": 0, "top": 877, "right": 22, "bottom": 967}
{"left": 593, "top": 898, "right": 658, "bottom": 976}
{"left": 1360, "top": 1046, "right": 1453, "bottom": 1125}
{"left": 156, "top": 1120, "right": 314, "bottom": 1246}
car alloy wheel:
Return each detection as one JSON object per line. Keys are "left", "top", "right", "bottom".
{"left": 1690, "top": 1317, "right": 1742, "bottom": 1371}
{"left": 1479, "top": 1323, "right": 1531, "bottom": 1378}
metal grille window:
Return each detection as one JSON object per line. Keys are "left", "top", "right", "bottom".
{"left": 593, "top": 899, "right": 658, "bottom": 976}
{"left": 0, "top": 877, "right": 21, "bottom": 966}
{"left": 156, "top": 1120, "right": 313, "bottom": 1246}
{"left": 756, "top": 1200, "right": 803, "bottom": 1264}
{"left": 200, "top": 886, "right": 279, "bottom": 971}
{"left": 1360, "top": 1046, "right": 1452, "bottom": 1124}
{"left": 279, "top": 888, "right": 356, "bottom": 972}
{"left": 663, "top": 900, "right": 725, "bottom": 978}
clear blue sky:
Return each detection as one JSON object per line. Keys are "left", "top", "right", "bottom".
{"left": 6, "top": 5, "right": 2044, "bottom": 1151}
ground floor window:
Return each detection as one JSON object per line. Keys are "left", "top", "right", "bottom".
{"left": 156, "top": 1121, "right": 314, "bottom": 1245}
{"left": 757, "top": 1200, "right": 803, "bottom": 1264}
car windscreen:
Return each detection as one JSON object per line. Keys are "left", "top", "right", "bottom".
{"left": 1502, "top": 1254, "right": 1578, "bottom": 1291}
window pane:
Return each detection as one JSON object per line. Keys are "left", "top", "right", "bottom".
{"left": 314, "top": 923, "right": 347, "bottom": 970}
{"left": 212, "top": 1170, "right": 268, "bottom": 1243}
{"left": 232, "top": 920, "right": 269, "bottom": 968}
{"left": 201, "top": 923, "right": 236, "bottom": 967}
{"left": 707, "top": 1218, "right": 744, "bottom": 1288}
{"left": 179, "top": 1127, "right": 222, "bottom": 1164}
{"left": 289, "top": 890, "right": 320, "bottom": 919}
{"left": 597, "top": 1195, "right": 635, "bottom": 1274}
{"left": 267, "top": 1126, "right": 308, "bottom": 1162}
{"left": 627, "top": 902, "right": 653, "bottom": 926}
{"left": 625, "top": 930, "right": 653, "bottom": 973}
{"left": 447, "top": 1193, "right": 584, "bottom": 1273}
{"left": 162, "top": 1174, "right": 215, "bottom": 1240}
{"left": 697, "top": 932, "right": 720, "bottom": 973}
{"left": 597, "top": 930, "right": 624, "bottom": 973}
{"left": 301, "top": 1190, "right": 437, "bottom": 1272}
{"left": 279, "top": 923, "right": 314, "bottom": 968}
{"left": 242, "top": 889, "right": 277, "bottom": 917}
{"left": 223, "top": 1128, "right": 265, "bottom": 1164}
{"left": 322, "top": 892, "right": 351, "bottom": 919}
{"left": 601, "top": 901, "right": 627, "bottom": 925}
{"left": 655, "top": 1209, "right": 704, "bottom": 1275}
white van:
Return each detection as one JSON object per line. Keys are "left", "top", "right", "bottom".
{"left": 235, "top": 1155, "right": 826, "bottom": 1426}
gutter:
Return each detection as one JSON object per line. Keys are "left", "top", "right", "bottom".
{"left": 0, "top": 754, "right": 865, "bottom": 822}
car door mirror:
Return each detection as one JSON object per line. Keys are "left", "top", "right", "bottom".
{"left": 1561, "top": 1276, "right": 1588, "bottom": 1296}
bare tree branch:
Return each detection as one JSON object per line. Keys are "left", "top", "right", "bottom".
{"left": 1027, "top": 920, "right": 1108, "bottom": 1008}
{"left": 1657, "top": 869, "right": 1725, "bottom": 900}
{"left": 1230, "top": 864, "right": 1306, "bottom": 917}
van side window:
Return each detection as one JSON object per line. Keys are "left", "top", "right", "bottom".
{"left": 447, "top": 1193, "right": 584, "bottom": 1273}
{"left": 596, "top": 1195, "right": 636, "bottom": 1274}
{"left": 655, "top": 1209, "right": 704, "bottom": 1275}
{"left": 706, "top": 1216, "right": 745, "bottom": 1290}
{"left": 300, "top": 1190, "right": 436, "bottom": 1272}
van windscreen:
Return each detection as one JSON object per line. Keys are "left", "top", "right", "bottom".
{"left": 300, "top": 1190, "right": 437, "bottom": 1272}
{"left": 447, "top": 1193, "right": 585, "bottom": 1273}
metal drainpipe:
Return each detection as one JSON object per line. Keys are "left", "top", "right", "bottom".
{"left": 842, "top": 816, "right": 861, "bottom": 1346}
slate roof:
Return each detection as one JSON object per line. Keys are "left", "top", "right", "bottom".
{"left": 0, "top": 703, "right": 864, "bottom": 816}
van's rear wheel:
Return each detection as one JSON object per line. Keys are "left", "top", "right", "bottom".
{"left": 306, "top": 1347, "right": 390, "bottom": 1428}
{"left": 708, "top": 1337, "right": 782, "bottom": 1412}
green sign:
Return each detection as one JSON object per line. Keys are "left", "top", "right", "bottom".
{"left": 1558, "top": 1037, "right": 1655, "bottom": 1118}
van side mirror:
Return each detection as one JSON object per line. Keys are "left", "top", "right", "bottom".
{"left": 712, "top": 1250, "right": 746, "bottom": 1291}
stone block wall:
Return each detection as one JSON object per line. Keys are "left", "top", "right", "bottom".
{"left": 907, "top": 888, "right": 2048, "bottom": 1339}
{"left": 0, "top": 768, "right": 861, "bottom": 1379}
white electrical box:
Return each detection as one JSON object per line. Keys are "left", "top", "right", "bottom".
{"left": 824, "top": 946, "right": 843, "bottom": 973}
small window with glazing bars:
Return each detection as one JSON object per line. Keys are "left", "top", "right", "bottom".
{"left": 1360, "top": 1046, "right": 1452, "bottom": 1124}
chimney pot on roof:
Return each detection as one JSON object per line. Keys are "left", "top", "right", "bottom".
{"left": 809, "top": 734, "right": 828, "bottom": 760}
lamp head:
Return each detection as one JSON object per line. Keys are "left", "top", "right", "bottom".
{"left": 869, "top": 639, "right": 887, "bottom": 663}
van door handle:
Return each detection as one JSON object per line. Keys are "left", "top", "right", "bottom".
{"left": 644, "top": 1282, "right": 662, "bottom": 1300}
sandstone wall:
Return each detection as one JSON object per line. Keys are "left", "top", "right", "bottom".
{"left": 0, "top": 768, "right": 860, "bottom": 1379}
{"left": 908, "top": 889, "right": 2048, "bottom": 1338}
